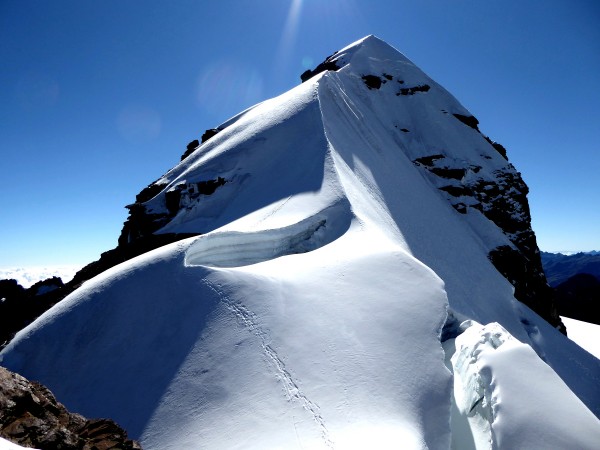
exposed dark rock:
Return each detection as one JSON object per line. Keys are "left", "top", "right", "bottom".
{"left": 429, "top": 167, "right": 466, "bottom": 180}
{"left": 452, "top": 203, "right": 468, "bottom": 214}
{"left": 135, "top": 181, "right": 167, "bottom": 204}
{"left": 484, "top": 135, "right": 508, "bottom": 159}
{"left": 382, "top": 73, "right": 393, "bottom": 81}
{"left": 0, "top": 280, "right": 25, "bottom": 301}
{"left": 470, "top": 169, "right": 560, "bottom": 329}
{"left": 0, "top": 280, "right": 65, "bottom": 350}
{"left": 0, "top": 366, "right": 141, "bottom": 450}
{"left": 472, "top": 170, "right": 530, "bottom": 232}
{"left": 453, "top": 113, "right": 480, "bottom": 131}
{"left": 119, "top": 176, "right": 227, "bottom": 248}
{"left": 179, "top": 129, "right": 220, "bottom": 161}
{"left": 187, "top": 139, "right": 200, "bottom": 150}
{"left": 300, "top": 52, "right": 341, "bottom": 82}
{"left": 440, "top": 310, "right": 473, "bottom": 342}
{"left": 164, "top": 178, "right": 227, "bottom": 216}
{"left": 489, "top": 245, "right": 564, "bottom": 332}
{"left": 29, "top": 277, "right": 63, "bottom": 296}
{"left": 201, "top": 128, "right": 220, "bottom": 143}
{"left": 554, "top": 273, "right": 600, "bottom": 325}
{"left": 197, "top": 177, "right": 226, "bottom": 195}
{"left": 362, "top": 75, "right": 382, "bottom": 90}
{"left": 412, "top": 155, "right": 533, "bottom": 255}
{"left": 400, "top": 128, "right": 410, "bottom": 133}
{"left": 493, "top": 143, "right": 507, "bottom": 159}
{"left": 180, "top": 139, "right": 200, "bottom": 161}
{"left": 119, "top": 204, "right": 170, "bottom": 247}
{"left": 409, "top": 138, "right": 561, "bottom": 329}
{"left": 165, "top": 186, "right": 184, "bottom": 215}
{"left": 413, "top": 154, "right": 445, "bottom": 167}
{"left": 397, "top": 84, "right": 430, "bottom": 96}
{"left": 439, "top": 185, "right": 472, "bottom": 197}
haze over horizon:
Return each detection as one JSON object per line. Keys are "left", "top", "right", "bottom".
{"left": 1, "top": 0, "right": 599, "bottom": 268}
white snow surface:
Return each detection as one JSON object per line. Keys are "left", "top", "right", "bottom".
{"left": 562, "top": 316, "right": 600, "bottom": 359}
{"left": 1, "top": 36, "right": 599, "bottom": 449}
{"left": 0, "top": 438, "right": 35, "bottom": 450}
{"left": 449, "top": 321, "right": 600, "bottom": 449}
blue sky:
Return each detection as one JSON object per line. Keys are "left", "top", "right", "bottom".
{"left": 1, "top": 0, "right": 599, "bottom": 266}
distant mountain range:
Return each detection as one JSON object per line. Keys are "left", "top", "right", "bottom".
{"left": 541, "top": 251, "right": 600, "bottom": 286}
{"left": 541, "top": 251, "right": 600, "bottom": 325}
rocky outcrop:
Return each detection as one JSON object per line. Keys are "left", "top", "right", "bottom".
{"left": 300, "top": 51, "right": 341, "bottom": 82}
{"left": 397, "top": 84, "right": 430, "bottom": 96}
{"left": 361, "top": 75, "right": 382, "bottom": 90}
{"left": 0, "top": 366, "right": 141, "bottom": 449}
{"left": 357, "top": 71, "right": 431, "bottom": 96}
{"left": 0, "top": 280, "right": 66, "bottom": 350}
{"left": 412, "top": 144, "right": 563, "bottom": 331}
{"left": 28, "top": 277, "right": 63, "bottom": 297}
{"left": 201, "top": 128, "right": 220, "bottom": 143}
{"left": 180, "top": 128, "right": 221, "bottom": 162}
{"left": 489, "top": 245, "right": 561, "bottom": 331}
{"left": 180, "top": 139, "right": 199, "bottom": 161}
{"left": 452, "top": 113, "right": 480, "bottom": 131}
{"left": 554, "top": 273, "right": 600, "bottom": 325}
{"left": 118, "top": 176, "right": 226, "bottom": 247}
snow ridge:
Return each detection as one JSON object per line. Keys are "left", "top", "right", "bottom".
{"left": 450, "top": 321, "right": 600, "bottom": 449}
{"left": 451, "top": 322, "right": 506, "bottom": 449}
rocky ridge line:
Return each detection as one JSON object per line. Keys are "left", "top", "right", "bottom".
{"left": 0, "top": 366, "right": 141, "bottom": 449}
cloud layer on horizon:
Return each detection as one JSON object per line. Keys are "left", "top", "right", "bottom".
{"left": 0, "top": 266, "right": 82, "bottom": 288}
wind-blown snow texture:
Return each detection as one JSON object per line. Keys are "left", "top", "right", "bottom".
{"left": 1, "top": 36, "right": 599, "bottom": 449}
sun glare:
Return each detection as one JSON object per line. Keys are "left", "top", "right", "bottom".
{"left": 274, "top": 0, "right": 304, "bottom": 80}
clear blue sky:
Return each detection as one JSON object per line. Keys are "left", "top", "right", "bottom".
{"left": 1, "top": 0, "right": 599, "bottom": 266}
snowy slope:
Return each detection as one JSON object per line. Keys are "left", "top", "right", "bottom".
{"left": 0, "top": 438, "right": 35, "bottom": 450}
{"left": 562, "top": 316, "right": 600, "bottom": 359}
{"left": 1, "top": 36, "right": 599, "bottom": 449}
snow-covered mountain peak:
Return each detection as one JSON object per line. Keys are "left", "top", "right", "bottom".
{"left": 318, "top": 34, "right": 415, "bottom": 71}
{"left": 117, "top": 35, "right": 555, "bottom": 330}
{"left": 1, "top": 37, "right": 599, "bottom": 449}
{"left": 302, "top": 35, "right": 436, "bottom": 94}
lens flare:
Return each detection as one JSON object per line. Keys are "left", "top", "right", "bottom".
{"left": 116, "top": 105, "right": 161, "bottom": 144}
{"left": 195, "top": 62, "right": 264, "bottom": 120}
{"left": 274, "top": 0, "right": 304, "bottom": 80}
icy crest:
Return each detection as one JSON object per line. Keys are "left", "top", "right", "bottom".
{"left": 450, "top": 321, "right": 600, "bottom": 449}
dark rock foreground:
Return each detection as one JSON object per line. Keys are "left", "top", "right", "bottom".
{"left": 0, "top": 366, "right": 141, "bottom": 450}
